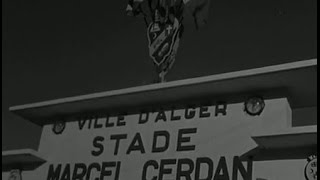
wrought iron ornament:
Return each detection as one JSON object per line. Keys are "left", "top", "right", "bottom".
{"left": 126, "top": 0, "right": 210, "bottom": 82}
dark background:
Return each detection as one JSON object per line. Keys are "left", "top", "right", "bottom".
{"left": 2, "top": 0, "right": 317, "bottom": 150}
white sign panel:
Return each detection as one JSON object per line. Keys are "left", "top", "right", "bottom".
{"left": 34, "top": 98, "right": 291, "bottom": 180}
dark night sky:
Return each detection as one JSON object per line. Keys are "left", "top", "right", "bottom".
{"left": 2, "top": 0, "right": 317, "bottom": 151}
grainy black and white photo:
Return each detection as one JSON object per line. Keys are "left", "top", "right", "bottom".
{"left": 2, "top": 0, "right": 317, "bottom": 179}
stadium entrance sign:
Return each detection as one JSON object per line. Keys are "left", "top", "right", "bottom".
{"left": 41, "top": 99, "right": 290, "bottom": 180}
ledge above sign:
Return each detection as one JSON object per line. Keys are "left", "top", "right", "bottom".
{"left": 2, "top": 149, "right": 47, "bottom": 172}
{"left": 9, "top": 59, "right": 317, "bottom": 126}
{"left": 241, "top": 125, "right": 317, "bottom": 161}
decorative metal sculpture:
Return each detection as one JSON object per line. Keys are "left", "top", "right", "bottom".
{"left": 126, "top": 0, "right": 210, "bottom": 82}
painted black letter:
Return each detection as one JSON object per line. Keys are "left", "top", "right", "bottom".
{"left": 185, "top": 107, "right": 196, "bottom": 119}
{"left": 60, "top": 164, "right": 71, "bottom": 180}
{"left": 199, "top": 106, "right": 211, "bottom": 118}
{"left": 155, "top": 110, "right": 167, "bottom": 122}
{"left": 47, "top": 164, "right": 61, "bottom": 180}
{"left": 86, "top": 163, "right": 101, "bottom": 180}
{"left": 214, "top": 156, "right": 230, "bottom": 180}
{"left": 177, "top": 158, "right": 194, "bottom": 180}
{"left": 142, "top": 160, "right": 159, "bottom": 180}
{"left": 100, "top": 162, "right": 116, "bottom": 179}
{"left": 139, "top": 112, "right": 149, "bottom": 124}
{"left": 232, "top": 156, "right": 252, "bottom": 180}
{"left": 177, "top": 128, "right": 197, "bottom": 152}
{"left": 72, "top": 163, "right": 87, "bottom": 180}
{"left": 110, "top": 134, "right": 127, "bottom": 155}
{"left": 215, "top": 102, "right": 227, "bottom": 116}
{"left": 195, "top": 157, "right": 213, "bottom": 180}
{"left": 152, "top": 131, "right": 170, "bottom": 153}
{"left": 93, "top": 116, "right": 103, "bottom": 129}
{"left": 117, "top": 113, "right": 126, "bottom": 126}
{"left": 159, "top": 159, "right": 177, "bottom": 180}
{"left": 78, "top": 119, "right": 86, "bottom": 130}
{"left": 171, "top": 108, "right": 181, "bottom": 121}
{"left": 126, "top": 133, "right": 146, "bottom": 154}
{"left": 91, "top": 136, "right": 104, "bottom": 156}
